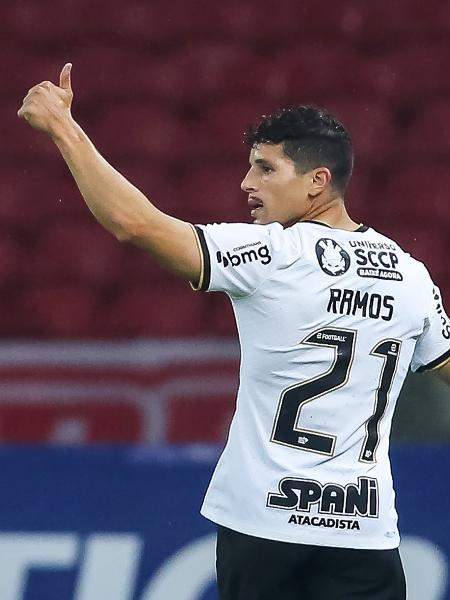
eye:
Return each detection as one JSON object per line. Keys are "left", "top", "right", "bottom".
{"left": 261, "top": 165, "right": 273, "bottom": 174}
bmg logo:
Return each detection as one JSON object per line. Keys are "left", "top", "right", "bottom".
{"left": 216, "top": 245, "right": 272, "bottom": 268}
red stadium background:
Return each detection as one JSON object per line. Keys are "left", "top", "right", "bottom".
{"left": 0, "top": 3, "right": 449, "bottom": 599}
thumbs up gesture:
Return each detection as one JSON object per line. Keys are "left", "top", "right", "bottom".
{"left": 18, "top": 63, "right": 74, "bottom": 137}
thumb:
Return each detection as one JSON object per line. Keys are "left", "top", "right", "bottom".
{"left": 59, "top": 63, "right": 72, "bottom": 91}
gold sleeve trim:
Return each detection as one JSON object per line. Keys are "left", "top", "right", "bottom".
{"left": 429, "top": 354, "right": 450, "bottom": 371}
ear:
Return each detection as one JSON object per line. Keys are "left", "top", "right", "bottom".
{"left": 309, "top": 167, "right": 332, "bottom": 197}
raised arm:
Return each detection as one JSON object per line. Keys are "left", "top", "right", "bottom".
{"left": 17, "top": 63, "right": 202, "bottom": 284}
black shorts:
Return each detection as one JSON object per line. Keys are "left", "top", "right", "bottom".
{"left": 216, "top": 526, "right": 406, "bottom": 600}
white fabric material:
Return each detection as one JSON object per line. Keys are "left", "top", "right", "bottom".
{"left": 196, "top": 221, "right": 450, "bottom": 549}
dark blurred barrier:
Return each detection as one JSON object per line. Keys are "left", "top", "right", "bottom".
{"left": 0, "top": 445, "right": 447, "bottom": 600}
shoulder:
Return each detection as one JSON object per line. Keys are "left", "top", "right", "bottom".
{"left": 198, "top": 221, "right": 301, "bottom": 252}
{"left": 365, "top": 227, "right": 424, "bottom": 264}
{"left": 366, "top": 227, "right": 435, "bottom": 286}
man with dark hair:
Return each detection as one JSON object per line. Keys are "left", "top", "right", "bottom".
{"left": 18, "top": 64, "right": 450, "bottom": 600}
{"left": 245, "top": 105, "right": 354, "bottom": 195}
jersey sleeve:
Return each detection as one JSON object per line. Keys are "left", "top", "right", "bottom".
{"left": 191, "top": 222, "right": 301, "bottom": 296}
{"left": 410, "top": 273, "right": 450, "bottom": 373}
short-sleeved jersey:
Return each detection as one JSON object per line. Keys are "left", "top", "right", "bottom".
{"left": 192, "top": 220, "right": 450, "bottom": 549}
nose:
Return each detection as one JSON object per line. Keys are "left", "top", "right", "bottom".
{"left": 241, "top": 167, "right": 257, "bottom": 192}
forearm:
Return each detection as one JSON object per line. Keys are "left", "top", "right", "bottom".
{"left": 52, "top": 117, "right": 160, "bottom": 242}
{"left": 49, "top": 117, "right": 201, "bottom": 282}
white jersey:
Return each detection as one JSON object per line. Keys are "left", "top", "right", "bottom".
{"left": 192, "top": 220, "right": 450, "bottom": 549}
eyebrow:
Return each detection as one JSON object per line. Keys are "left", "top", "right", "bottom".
{"left": 252, "top": 158, "right": 275, "bottom": 167}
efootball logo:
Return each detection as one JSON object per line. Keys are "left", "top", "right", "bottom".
{"left": 315, "top": 239, "right": 351, "bottom": 276}
{"left": 216, "top": 245, "right": 272, "bottom": 268}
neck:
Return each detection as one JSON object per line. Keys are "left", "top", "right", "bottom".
{"left": 300, "top": 197, "right": 360, "bottom": 231}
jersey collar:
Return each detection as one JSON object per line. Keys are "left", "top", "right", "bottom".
{"left": 302, "top": 220, "right": 369, "bottom": 233}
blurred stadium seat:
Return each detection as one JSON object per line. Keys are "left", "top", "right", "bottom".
{"left": 354, "top": 0, "right": 445, "bottom": 42}
{"left": 179, "top": 163, "right": 248, "bottom": 223}
{"left": 95, "top": 101, "right": 190, "bottom": 162}
{"left": 100, "top": 282, "right": 208, "bottom": 336}
{"left": 147, "top": 42, "right": 264, "bottom": 105}
{"left": 401, "top": 100, "right": 450, "bottom": 158}
{"left": 361, "top": 46, "right": 450, "bottom": 102}
{"left": 271, "top": 44, "right": 364, "bottom": 104}
{"left": 213, "top": 0, "right": 301, "bottom": 43}
{"left": 200, "top": 99, "right": 279, "bottom": 160}
{"left": 383, "top": 163, "right": 450, "bottom": 222}
{"left": 343, "top": 168, "right": 375, "bottom": 224}
{"left": 214, "top": 0, "right": 369, "bottom": 43}
{"left": 382, "top": 164, "right": 450, "bottom": 285}
{"left": 70, "top": 45, "right": 156, "bottom": 105}
{"left": 77, "top": 0, "right": 223, "bottom": 45}
{"left": 2, "top": 0, "right": 86, "bottom": 43}
{"left": 18, "top": 284, "right": 99, "bottom": 337}
{"left": 0, "top": 168, "right": 86, "bottom": 230}
{"left": 30, "top": 221, "right": 124, "bottom": 286}
{"left": 325, "top": 98, "right": 397, "bottom": 164}
{"left": 0, "top": 235, "right": 25, "bottom": 289}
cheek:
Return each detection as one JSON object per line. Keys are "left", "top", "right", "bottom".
{"left": 290, "top": 184, "right": 308, "bottom": 203}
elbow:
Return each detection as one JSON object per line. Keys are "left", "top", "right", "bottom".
{"left": 113, "top": 221, "right": 148, "bottom": 245}
{"left": 114, "top": 226, "right": 134, "bottom": 243}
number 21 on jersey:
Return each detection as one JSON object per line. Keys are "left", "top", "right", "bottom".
{"left": 270, "top": 328, "right": 401, "bottom": 463}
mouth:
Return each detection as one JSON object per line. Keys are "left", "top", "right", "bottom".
{"left": 248, "top": 196, "right": 264, "bottom": 218}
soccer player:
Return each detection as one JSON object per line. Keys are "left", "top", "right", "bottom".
{"left": 18, "top": 64, "right": 450, "bottom": 600}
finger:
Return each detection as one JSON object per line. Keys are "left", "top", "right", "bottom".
{"left": 21, "top": 90, "right": 38, "bottom": 108}
{"left": 17, "top": 106, "right": 29, "bottom": 120}
{"left": 59, "top": 63, "right": 72, "bottom": 92}
{"left": 26, "top": 82, "right": 49, "bottom": 97}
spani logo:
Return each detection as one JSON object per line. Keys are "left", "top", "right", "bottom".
{"left": 216, "top": 245, "right": 272, "bottom": 268}
{"left": 315, "top": 238, "right": 351, "bottom": 276}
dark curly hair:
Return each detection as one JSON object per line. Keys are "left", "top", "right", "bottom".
{"left": 245, "top": 106, "right": 354, "bottom": 195}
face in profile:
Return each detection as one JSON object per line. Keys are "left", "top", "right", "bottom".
{"left": 241, "top": 143, "right": 329, "bottom": 227}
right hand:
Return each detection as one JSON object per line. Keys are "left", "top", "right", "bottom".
{"left": 17, "top": 63, "right": 74, "bottom": 138}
